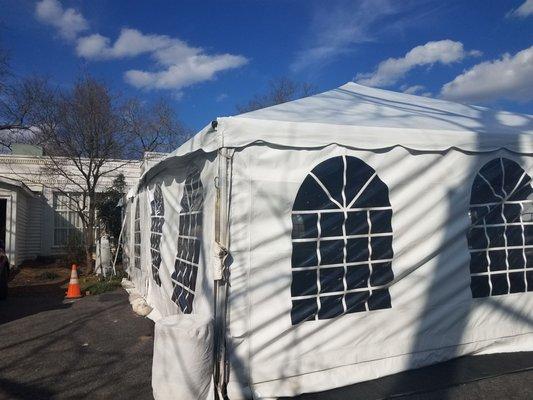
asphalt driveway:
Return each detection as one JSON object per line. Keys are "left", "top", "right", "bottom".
{"left": 0, "top": 288, "right": 154, "bottom": 400}
{"left": 1, "top": 286, "right": 531, "bottom": 400}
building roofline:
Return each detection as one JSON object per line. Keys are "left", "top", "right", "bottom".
{"left": 0, "top": 153, "right": 142, "bottom": 164}
{"left": 0, "top": 175, "right": 37, "bottom": 197}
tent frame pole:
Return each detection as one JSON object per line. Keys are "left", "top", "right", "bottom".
{"left": 111, "top": 203, "right": 128, "bottom": 276}
{"left": 213, "top": 146, "right": 234, "bottom": 399}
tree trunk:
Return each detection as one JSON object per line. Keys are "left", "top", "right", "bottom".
{"left": 84, "top": 200, "right": 96, "bottom": 274}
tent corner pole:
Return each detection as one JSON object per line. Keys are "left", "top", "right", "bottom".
{"left": 213, "top": 147, "right": 234, "bottom": 399}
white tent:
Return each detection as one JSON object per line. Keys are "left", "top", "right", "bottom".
{"left": 123, "top": 82, "right": 533, "bottom": 399}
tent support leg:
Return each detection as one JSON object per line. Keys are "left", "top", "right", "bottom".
{"left": 213, "top": 147, "right": 234, "bottom": 399}
{"left": 111, "top": 209, "right": 128, "bottom": 276}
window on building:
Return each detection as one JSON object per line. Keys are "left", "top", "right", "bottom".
{"left": 291, "top": 155, "right": 394, "bottom": 325}
{"left": 468, "top": 157, "right": 533, "bottom": 297}
{"left": 150, "top": 185, "right": 165, "bottom": 285}
{"left": 53, "top": 193, "right": 83, "bottom": 247}
{"left": 134, "top": 198, "right": 141, "bottom": 269}
{"left": 171, "top": 169, "right": 204, "bottom": 313}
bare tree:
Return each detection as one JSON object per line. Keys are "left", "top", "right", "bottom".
{"left": 34, "top": 77, "right": 132, "bottom": 272}
{"left": 236, "top": 77, "right": 316, "bottom": 114}
{"left": 2, "top": 67, "right": 187, "bottom": 271}
{"left": 122, "top": 97, "right": 190, "bottom": 157}
{"left": 0, "top": 77, "right": 50, "bottom": 149}
{"left": 0, "top": 44, "right": 46, "bottom": 151}
{"left": 0, "top": 45, "right": 9, "bottom": 90}
{"left": 0, "top": 45, "right": 22, "bottom": 150}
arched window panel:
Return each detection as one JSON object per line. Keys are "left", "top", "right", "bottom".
{"left": 150, "top": 185, "right": 165, "bottom": 286}
{"left": 468, "top": 157, "right": 533, "bottom": 298}
{"left": 291, "top": 155, "right": 394, "bottom": 325}
{"left": 133, "top": 198, "right": 142, "bottom": 269}
{"left": 171, "top": 169, "right": 204, "bottom": 313}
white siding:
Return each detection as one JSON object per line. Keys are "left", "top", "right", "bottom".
{"left": 28, "top": 197, "right": 43, "bottom": 257}
{"left": 15, "top": 191, "right": 28, "bottom": 264}
{"left": 42, "top": 188, "right": 57, "bottom": 256}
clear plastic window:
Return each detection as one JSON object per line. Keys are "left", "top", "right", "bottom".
{"left": 468, "top": 157, "right": 533, "bottom": 297}
{"left": 134, "top": 198, "right": 142, "bottom": 269}
{"left": 149, "top": 185, "right": 165, "bottom": 285}
{"left": 291, "top": 156, "right": 394, "bottom": 324}
{"left": 171, "top": 169, "right": 204, "bottom": 313}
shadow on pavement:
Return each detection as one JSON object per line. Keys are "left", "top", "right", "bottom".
{"left": 283, "top": 352, "right": 533, "bottom": 400}
{"left": 0, "top": 289, "right": 154, "bottom": 400}
{"left": 1, "top": 279, "right": 71, "bottom": 325}
{"left": 0, "top": 377, "right": 56, "bottom": 400}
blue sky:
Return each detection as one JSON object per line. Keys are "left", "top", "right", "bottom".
{"left": 1, "top": 0, "right": 532, "bottom": 131}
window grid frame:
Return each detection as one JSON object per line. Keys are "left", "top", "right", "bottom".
{"left": 468, "top": 157, "right": 533, "bottom": 297}
{"left": 53, "top": 193, "right": 83, "bottom": 247}
{"left": 171, "top": 170, "right": 203, "bottom": 314}
{"left": 133, "top": 198, "right": 141, "bottom": 269}
{"left": 291, "top": 155, "right": 394, "bottom": 324}
{"left": 149, "top": 185, "right": 165, "bottom": 286}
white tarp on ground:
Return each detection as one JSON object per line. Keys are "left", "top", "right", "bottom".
{"left": 124, "top": 83, "right": 533, "bottom": 399}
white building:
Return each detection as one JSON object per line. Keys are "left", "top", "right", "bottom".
{"left": 0, "top": 144, "right": 158, "bottom": 266}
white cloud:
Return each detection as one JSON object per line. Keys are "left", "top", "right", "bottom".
{"left": 76, "top": 29, "right": 202, "bottom": 64}
{"left": 291, "top": 0, "right": 443, "bottom": 72}
{"left": 76, "top": 29, "right": 190, "bottom": 60}
{"left": 440, "top": 45, "right": 533, "bottom": 102}
{"left": 291, "top": 0, "right": 409, "bottom": 72}
{"left": 507, "top": 0, "right": 533, "bottom": 17}
{"left": 125, "top": 54, "right": 248, "bottom": 90}
{"left": 402, "top": 84, "right": 425, "bottom": 94}
{"left": 216, "top": 93, "right": 228, "bottom": 102}
{"left": 75, "top": 34, "right": 110, "bottom": 58}
{"left": 34, "top": 2, "right": 248, "bottom": 92}
{"left": 106, "top": 29, "right": 172, "bottom": 58}
{"left": 76, "top": 28, "right": 248, "bottom": 91}
{"left": 356, "top": 40, "right": 480, "bottom": 87}
{"left": 35, "top": 0, "right": 88, "bottom": 40}
{"left": 401, "top": 85, "right": 432, "bottom": 97}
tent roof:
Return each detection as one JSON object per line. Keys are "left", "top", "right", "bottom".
{"left": 238, "top": 82, "right": 532, "bottom": 135}
{"left": 175, "top": 83, "right": 533, "bottom": 159}
{"left": 141, "top": 83, "right": 533, "bottom": 184}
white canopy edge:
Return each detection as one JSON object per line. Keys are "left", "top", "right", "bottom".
{"left": 216, "top": 117, "right": 533, "bottom": 152}
{"left": 135, "top": 83, "right": 533, "bottom": 191}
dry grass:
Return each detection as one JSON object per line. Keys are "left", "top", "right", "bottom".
{"left": 79, "top": 275, "right": 118, "bottom": 295}
{"left": 9, "top": 262, "right": 126, "bottom": 297}
{"left": 10, "top": 265, "right": 70, "bottom": 288}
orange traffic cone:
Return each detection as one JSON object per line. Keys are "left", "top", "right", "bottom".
{"left": 66, "top": 264, "right": 82, "bottom": 299}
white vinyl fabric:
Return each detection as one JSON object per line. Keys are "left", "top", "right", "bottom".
{"left": 126, "top": 154, "right": 218, "bottom": 319}
{"left": 225, "top": 146, "right": 533, "bottom": 399}
{"left": 123, "top": 84, "right": 533, "bottom": 399}
{"left": 152, "top": 314, "right": 214, "bottom": 400}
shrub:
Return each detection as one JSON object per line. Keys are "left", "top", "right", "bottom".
{"left": 38, "top": 271, "right": 59, "bottom": 280}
